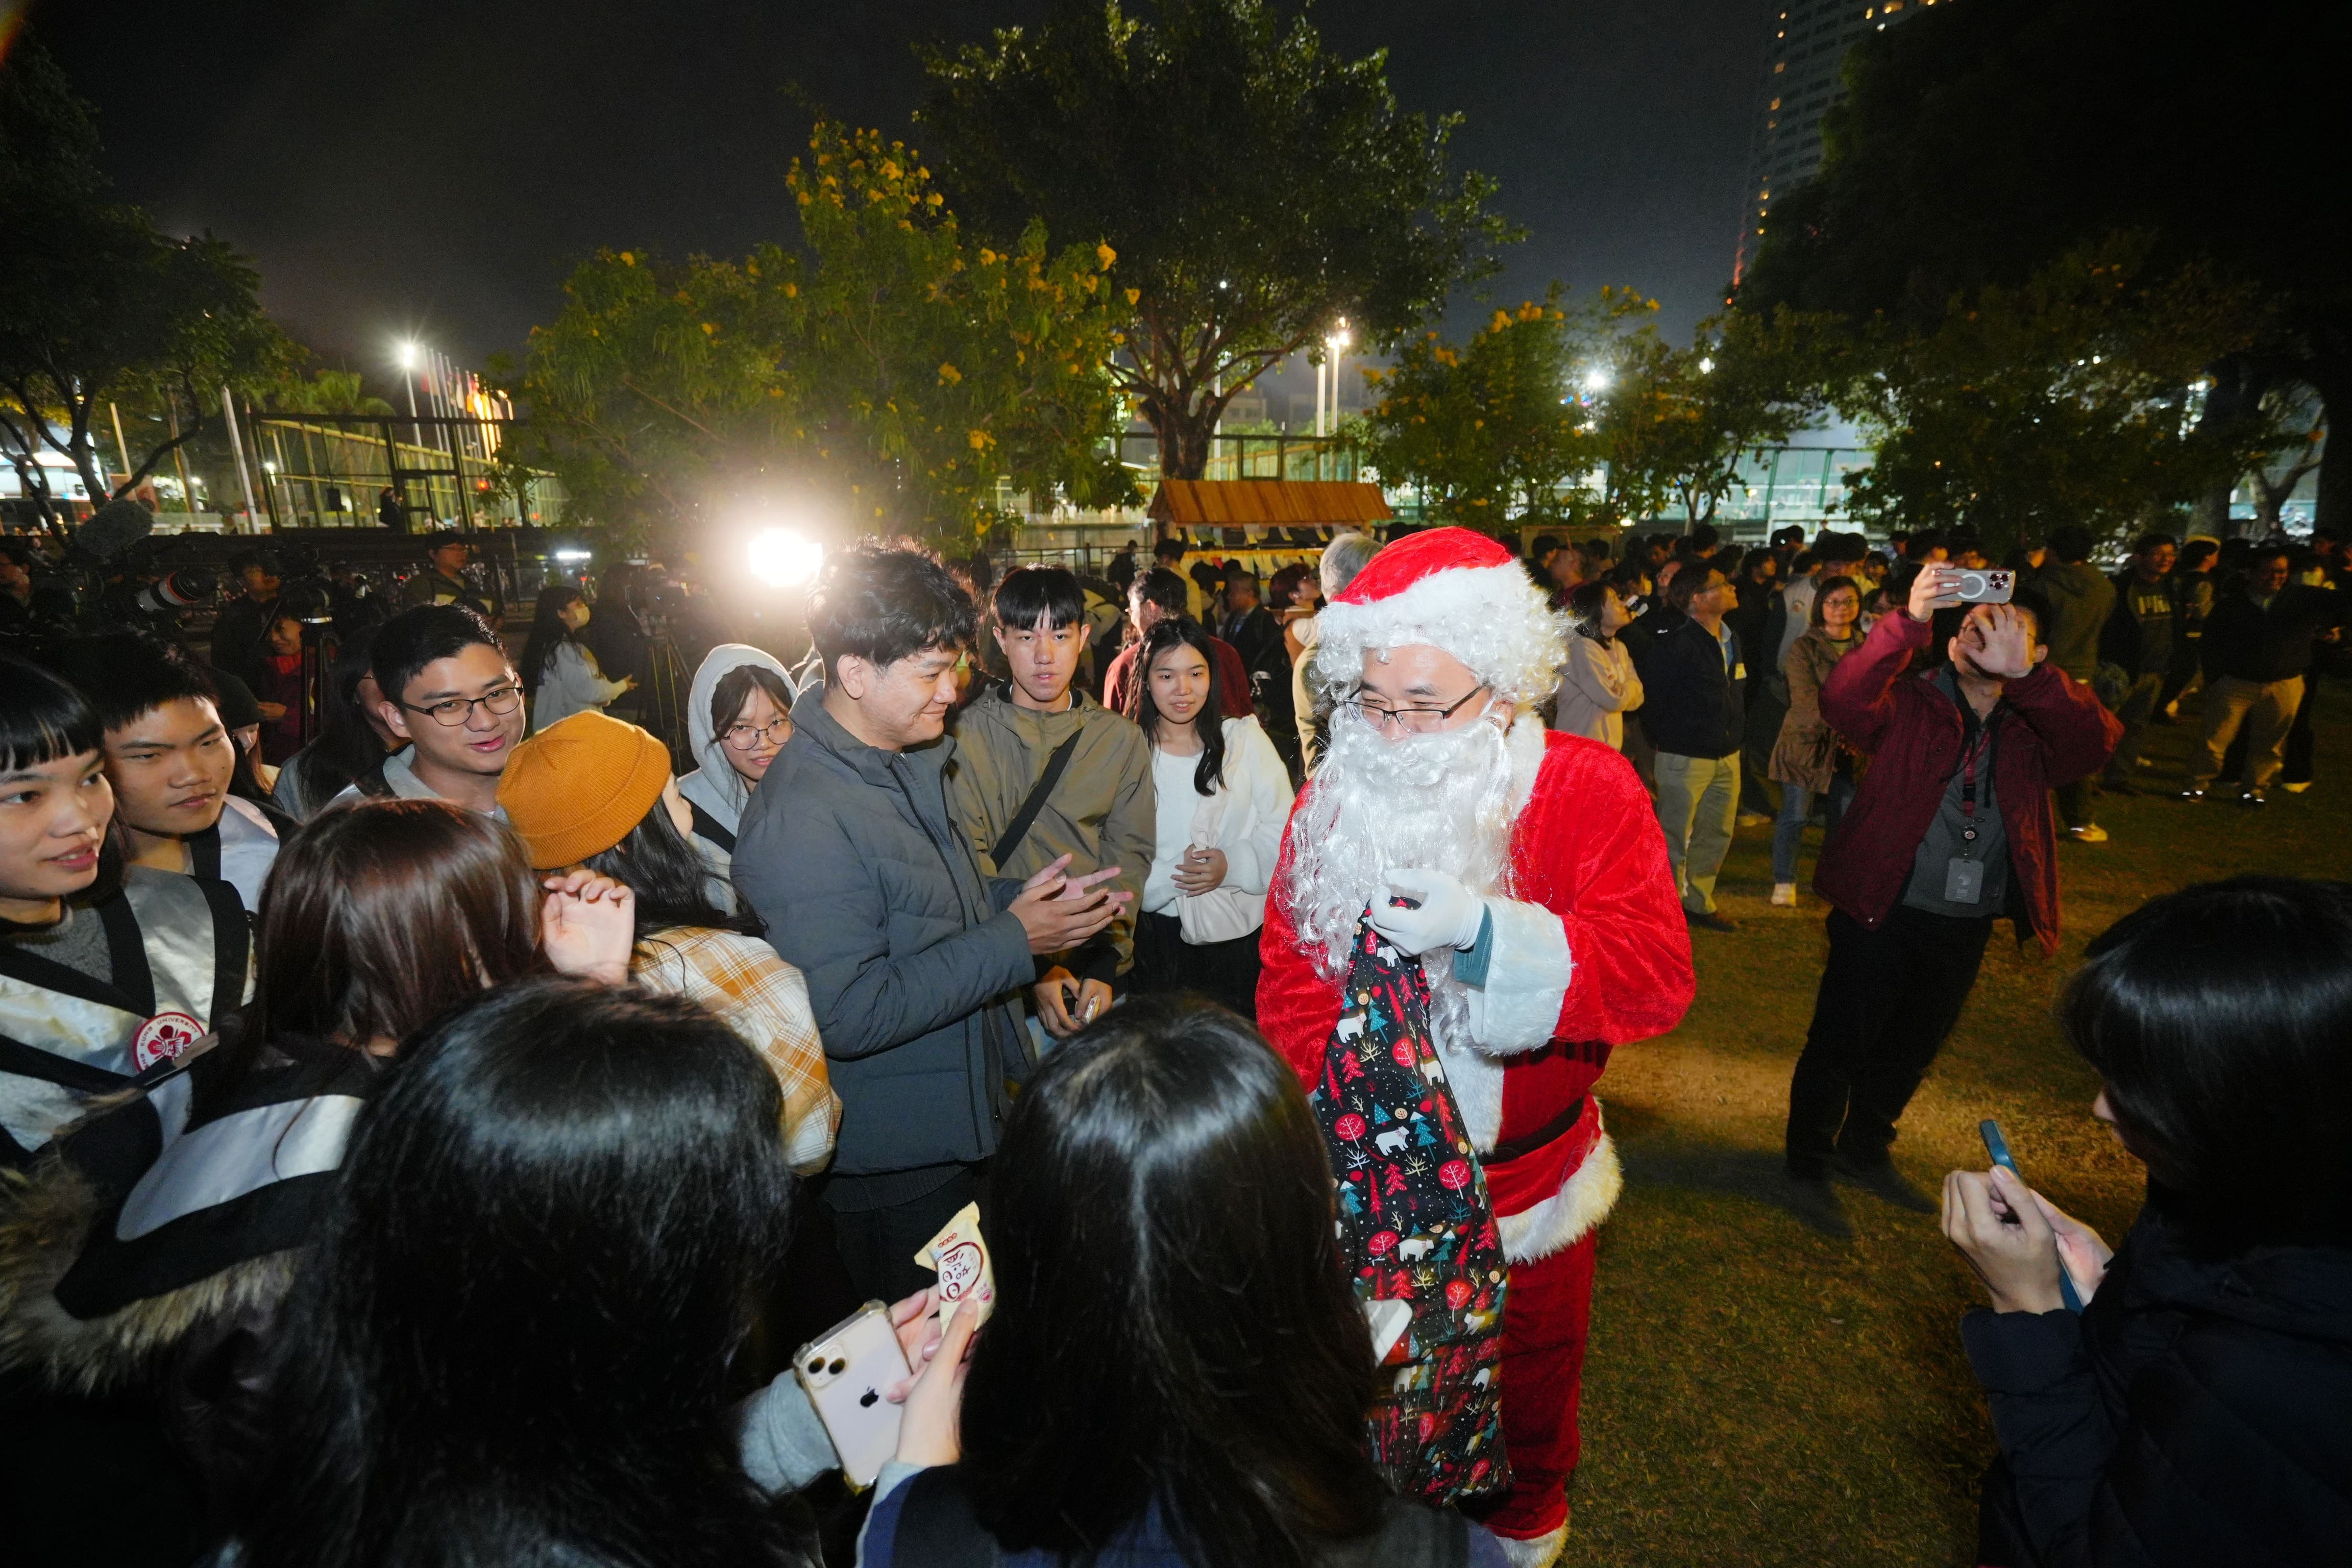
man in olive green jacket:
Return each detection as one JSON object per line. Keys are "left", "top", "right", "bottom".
{"left": 947, "top": 566, "right": 1156, "bottom": 1039}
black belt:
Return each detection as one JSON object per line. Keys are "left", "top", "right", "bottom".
{"left": 1487, "top": 1094, "right": 1586, "bottom": 1165}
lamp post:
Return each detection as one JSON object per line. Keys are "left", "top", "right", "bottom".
{"left": 1320, "top": 321, "right": 1351, "bottom": 478}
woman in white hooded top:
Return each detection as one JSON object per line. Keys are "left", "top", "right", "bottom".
{"left": 675, "top": 645, "right": 796, "bottom": 900}
{"left": 1126, "top": 618, "right": 1293, "bottom": 1020}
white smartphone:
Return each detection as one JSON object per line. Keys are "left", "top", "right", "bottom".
{"left": 794, "top": 1301, "right": 911, "bottom": 1488}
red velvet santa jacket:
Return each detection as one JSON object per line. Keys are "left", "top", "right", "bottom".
{"left": 1258, "top": 722, "right": 1694, "bottom": 1263}
{"left": 1812, "top": 610, "right": 2120, "bottom": 955}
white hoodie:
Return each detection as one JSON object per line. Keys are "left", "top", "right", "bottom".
{"left": 676, "top": 644, "right": 797, "bottom": 838}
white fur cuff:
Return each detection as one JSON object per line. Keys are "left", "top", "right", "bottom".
{"left": 1494, "top": 1523, "right": 1569, "bottom": 1568}
{"left": 1460, "top": 897, "right": 1571, "bottom": 1055}
{"left": 1496, "top": 1131, "right": 1623, "bottom": 1264}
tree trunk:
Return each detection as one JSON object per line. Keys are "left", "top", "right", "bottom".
{"left": 2191, "top": 357, "right": 2259, "bottom": 537}
{"left": 2307, "top": 354, "right": 2349, "bottom": 540}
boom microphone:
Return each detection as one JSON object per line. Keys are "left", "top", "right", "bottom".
{"left": 73, "top": 498, "right": 156, "bottom": 562}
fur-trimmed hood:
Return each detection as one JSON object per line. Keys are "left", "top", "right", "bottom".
{"left": 0, "top": 1155, "right": 300, "bottom": 1394}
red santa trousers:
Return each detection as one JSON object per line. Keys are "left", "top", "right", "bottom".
{"left": 1481, "top": 1230, "right": 1598, "bottom": 1541}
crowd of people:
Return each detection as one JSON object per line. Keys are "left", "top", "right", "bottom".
{"left": 0, "top": 512, "right": 2344, "bottom": 1567}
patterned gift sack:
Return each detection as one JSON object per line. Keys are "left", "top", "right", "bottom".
{"left": 1309, "top": 913, "right": 1510, "bottom": 1504}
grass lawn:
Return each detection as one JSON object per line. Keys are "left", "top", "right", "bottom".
{"left": 1560, "top": 674, "right": 2350, "bottom": 1567}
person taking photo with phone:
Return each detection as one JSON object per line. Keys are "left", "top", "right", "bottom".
{"left": 1941, "top": 876, "right": 2352, "bottom": 1568}
{"left": 1782, "top": 563, "right": 2118, "bottom": 1215}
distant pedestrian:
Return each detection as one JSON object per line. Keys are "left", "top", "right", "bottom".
{"left": 1767, "top": 575, "right": 1864, "bottom": 906}
{"left": 1639, "top": 565, "right": 1746, "bottom": 933}
{"left": 2183, "top": 545, "right": 2347, "bottom": 805}
{"left": 1552, "top": 580, "right": 1643, "bottom": 750}
{"left": 2097, "top": 533, "right": 2178, "bottom": 792}
{"left": 2025, "top": 525, "right": 2116, "bottom": 842}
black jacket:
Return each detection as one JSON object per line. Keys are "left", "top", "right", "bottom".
{"left": 1633, "top": 616, "right": 1746, "bottom": 759}
{"left": 733, "top": 691, "right": 1036, "bottom": 1178}
{"left": 2199, "top": 582, "right": 2345, "bottom": 683}
{"left": 2098, "top": 570, "right": 2177, "bottom": 678}
{"left": 1963, "top": 1193, "right": 2352, "bottom": 1567}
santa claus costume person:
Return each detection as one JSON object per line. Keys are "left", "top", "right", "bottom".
{"left": 1259, "top": 528, "right": 1695, "bottom": 1565}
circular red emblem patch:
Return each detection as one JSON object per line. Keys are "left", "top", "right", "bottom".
{"left": 1366, "top": 1229, "right": 1399, "bottom": 1257}
{"left": 1438, "top": 1159, "right": 1473, "bottom": 1191}
{"left": 1334, "top": 1112, "right": 1367, "bottom": 1141}
{"left": 1445, "top": 1278, "right": 1475, "bottom": 1311}
{"left": 132, "top": 1011, "right": 203, "bottom": 1071}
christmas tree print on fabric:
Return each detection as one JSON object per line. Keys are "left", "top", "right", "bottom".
{"left": 1311, "top": 912, "right": 1509, "bottom": 1505}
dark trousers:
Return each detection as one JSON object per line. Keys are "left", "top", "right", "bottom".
{"left": 1741, "top": 674, "right": 1788, "bottom": 816}
{"left": 1785, "top": 904, "right": 1993, "bottom": 1173}
{"left": 819, "top": 1164, "right": 987, "bottom": 1304}
{"left": 1130, "top": 908, "right": 1264, "bottom": 1021}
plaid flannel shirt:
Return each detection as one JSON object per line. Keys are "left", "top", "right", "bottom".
{"left": 631, "top": 926, "right": 840, "bottom": 1173}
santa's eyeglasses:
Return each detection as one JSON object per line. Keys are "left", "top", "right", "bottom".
{"left": 1338, "top": 683, "right": 1490, "bottom": 734}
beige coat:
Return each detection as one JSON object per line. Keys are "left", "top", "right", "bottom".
{"left": 945, "top": 684, "right": 1156, "bottom": 977}
{"left": 1551, "top": 633, "right": 1643, "bottom": 749}
{"left": 1768, "top": 627, "right": 1862, "bottom": 791}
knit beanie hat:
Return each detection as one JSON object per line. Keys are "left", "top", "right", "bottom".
{"left": 498, "top": 710, "right": 671, "bottom": 869}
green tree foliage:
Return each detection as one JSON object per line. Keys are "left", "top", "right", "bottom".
{"left": 0, "top": 38, "right": 295, "bottom": 532}
{"left": 1741, "top": 0, "right": 2347, "bottom": 531}
{"left": 1349, "top": 287, "right": 1650, "bottom": 529}
{"left": 1592, "top": 307, "right": 1835, "bottom": 529}
{"left": 508, "top": 124, "right": 1132, "bottom": 550}
{"left": 1829, "top": 242, "right": 2276, "bottom": 558}
{"left": 919, "top": 0, "right": 1516, "bottom": 478}
{"left": 271, "top": 369, "right": 394, "bottom": 416}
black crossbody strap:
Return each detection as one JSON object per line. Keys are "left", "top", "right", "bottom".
{"left": 990, "top": 731, "right": 1083, "bottom": 867}
{"left": 891, "top": 1466, "right": 997, "bottom": 1566}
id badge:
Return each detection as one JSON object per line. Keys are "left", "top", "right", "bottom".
{"left": 1943, "top": 857, "right": 1984, "bottom": 904}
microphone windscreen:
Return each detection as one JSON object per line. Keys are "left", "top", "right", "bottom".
{"left": 76, "top": 498, "right": 156, "bottom": 560}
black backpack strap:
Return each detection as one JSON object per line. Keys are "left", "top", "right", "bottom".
{"left": 989, "top": 730, "right": 1083, "bottom": 868}
{"left": 687, "top": 799, "right": 737, "bottom": 853}
{"left": 890, "top": 1465, "right": 997, "bottom": 1566}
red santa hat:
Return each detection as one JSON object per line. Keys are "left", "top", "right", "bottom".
{"left": 1312, "top": 527, "right": 1568, "bottom": 708}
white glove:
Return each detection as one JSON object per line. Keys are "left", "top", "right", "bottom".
{"left": 1367, "top": 867, "right": 1486, "bottom": 957}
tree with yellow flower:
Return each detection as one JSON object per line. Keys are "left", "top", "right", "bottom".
{"left": 502, "top": 122, "right": 1132, "bottom": 550}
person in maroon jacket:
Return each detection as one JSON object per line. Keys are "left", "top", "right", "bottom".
{"left": 1784, "top": 562, "right": 2120, "bottom": 1207}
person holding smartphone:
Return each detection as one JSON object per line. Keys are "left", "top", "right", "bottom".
{"left": 1940, "top": 877, "right": 2352, "bottom": 1568}
{"left": 1783, "top": 562, "right": 2118, "bottom": 1212}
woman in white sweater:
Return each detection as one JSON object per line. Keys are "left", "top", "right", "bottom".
{"left": 522, "top": 585, "right": 634, "bottom": 732}
{"left": 1550, "top": 578, "right": 1643, "bottom": 749}
{"left": 1128, "top": 618, "right": 1294, "bottom": 1019}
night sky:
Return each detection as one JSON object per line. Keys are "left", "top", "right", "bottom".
{"left": 34, "top": 0, "right": 1767, "bottom": 387}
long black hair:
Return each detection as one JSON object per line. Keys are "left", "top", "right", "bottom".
{"left": 234, "top": 978, "right": 810, "bottom": 1568}
{"left": 2062, "top": 876, "right": 2352, "bottom": 1250}
{"left": 288, "top": 627, "right": 388, "bottom": 812}
{"left": 583, "top": 797, "right": 756, "bottom": 940}
{"left": 960, "top": 997, "right": 1388, "bottom": 1566}
{"left": 1131, "top": 617, "right": 1228, "bottom": 797}
{"left": 520, "top": 585, "right": 588, "bottom": 696}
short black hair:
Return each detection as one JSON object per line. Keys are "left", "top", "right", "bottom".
{"left": 2047, "top": 524, "right": 2095, "bottom": 564}
{"left": 1687, "top": 523, "right": 1720, "bottom": 552}
{"left": 2063, "top": 876, "right": 2352, "bottom": 1247}
{"left": 1131, "top": 567, "right": 1190, "bottom": 619}
{"left": 1152, "top": 536, "right": 1187, "bottom": 562}
{"left": 993, "top": 565, "right": 1086, "bottom": 633}
{"left": 807, "top": 539, "right": 974, "bottom": 672}
{"left": 0, "top": 652, "right": 105, "bottom": 774}
{"left": 371, "top": 604, "right": 506, "bottom": 705}
{"left": 1816, "top": 531, "right": 1868, "bottom": 566}
{"left": 1663, "top": 565, "right": 1721, "bottom": 613}
{"left": 1529, "top": 533, "right": 1564, "bottom": 561}
{"left": 44, "top": 633, "right": 221, "bottom": 735}
{"left": 2131, "top": 532, "right": 2177, "bottom": 557}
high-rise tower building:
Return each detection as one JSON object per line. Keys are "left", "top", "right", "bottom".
{"left": 1733, "top": 0, "right": 1944, "bottom": 282}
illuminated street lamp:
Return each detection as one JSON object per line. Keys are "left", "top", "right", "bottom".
{"left": 748, "top": 528, "right": 824, "bottom": 589}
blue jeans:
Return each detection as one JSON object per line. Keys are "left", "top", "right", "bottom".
{"left": 1771, "top": 774, "right": 1855, "bottom": 885}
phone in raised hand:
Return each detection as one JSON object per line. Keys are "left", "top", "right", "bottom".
{"left": 1979, "top": 1119, "right": 2084, "bottom": 1313}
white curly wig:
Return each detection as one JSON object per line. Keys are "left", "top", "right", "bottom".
{"left": 1308, "top": 527, "right": 1569, "bottom": 710}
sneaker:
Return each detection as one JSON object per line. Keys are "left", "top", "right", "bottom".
{"left": 1685, "top": 909, "right": 1740, "bottom": 934}
{"left": 2177, "top": 788, "right": 2207, "bottom": 802}
{"left": 1737, "top": 811, "right": 1772, "bottom": 827}
{"left": 2067, "top": 823, "right": 2110, "bottom": 843}
{"left": 1770, "top": 883, "right": 1798, "bottom": 907}
{"left": 1781, "top": 1165, "right": 1853, "bottom": 1238}
{"left": 2239, "top": 791, "right": 2267, "bottom": 808}
{"left": 2283, "top": 781, "right": 2312, "bottom": 794}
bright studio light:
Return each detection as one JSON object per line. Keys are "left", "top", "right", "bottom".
{"left": 399, "top": 341, "right": 418, "bottom": 370}
{"left": 749, "top": 529, "right": 823, "bottom": 589}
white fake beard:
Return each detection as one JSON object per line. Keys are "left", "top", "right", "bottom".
{"left": 1282, "top": 703, "right": 1517, "bottom": 1036}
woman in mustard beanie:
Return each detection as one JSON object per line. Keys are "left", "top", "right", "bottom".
{"left": 499, "top": 711, "right": 839, "bottom": 1176}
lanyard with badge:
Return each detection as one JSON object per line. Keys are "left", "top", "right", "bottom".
{"left": 1945, "top": 721, "right": 1994, "bottom": 905}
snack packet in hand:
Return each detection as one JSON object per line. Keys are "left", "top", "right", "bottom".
{"left": 914, "top": 1200, "right": 996, "bottom": 1329}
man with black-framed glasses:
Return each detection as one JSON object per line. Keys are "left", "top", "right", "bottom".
{"left": 332, "top": 605, "right": 523, "bottom": 816}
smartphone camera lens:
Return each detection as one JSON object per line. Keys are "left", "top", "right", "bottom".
{"left": 827, "top": 1357, "right": 848, "bottom": 1377}
{"left": 806, "top": 1357, "right": 824, "bottom": 1375}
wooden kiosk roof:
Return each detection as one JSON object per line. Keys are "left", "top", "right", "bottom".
{"left": 1147, "top": 479, "right": 1391, "bottom": 528}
